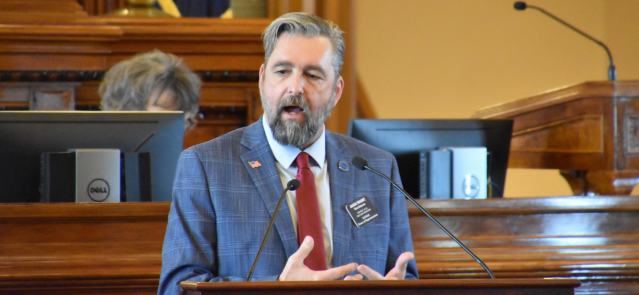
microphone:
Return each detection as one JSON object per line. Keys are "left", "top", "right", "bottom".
{"left": 246, "top": 179, "right": 301, "bottom": 281}
{"left": 513, "top": 1, "right": 617, "bottom": 81}
{"left": 352, "top": 156, "right": 496, "bottom": 279}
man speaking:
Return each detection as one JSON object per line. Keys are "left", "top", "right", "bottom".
{"left": 159, "top": 12, "right": 418, "bottom": 295}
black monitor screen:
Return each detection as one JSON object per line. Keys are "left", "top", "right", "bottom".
{"left": 0, "top": 111, "right": 184, "bottom": 203}
{"left": 348, "top": 119, "right": 513, "bottom": 198}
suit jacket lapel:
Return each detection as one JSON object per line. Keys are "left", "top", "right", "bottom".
{"left": 325, "top": 131, "right": 355, "bottom": 268}
{"left": 240, "top": 120, "right": 299, "bottom": 258}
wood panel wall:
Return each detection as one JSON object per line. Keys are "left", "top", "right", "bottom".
{"left": 0, "top": 0, "right": 359, "bottom": 150}
{"left": 0, "top": 5, "right": 268, "bottom": 148}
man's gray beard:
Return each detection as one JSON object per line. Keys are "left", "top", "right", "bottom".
{"left": 264, "top": 94, "right": 334, "bottom": 148}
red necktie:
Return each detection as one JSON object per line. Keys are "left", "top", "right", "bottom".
{"left": 295, "top": 152, "right": 327, "bottom": 270}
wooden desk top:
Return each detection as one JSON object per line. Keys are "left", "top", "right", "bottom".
{"left": 181, "top": 279, "right": 581, "bottom": 295}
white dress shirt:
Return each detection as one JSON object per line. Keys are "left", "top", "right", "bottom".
{"left": 262, "top": 117, "right": 333, "bottom": 268}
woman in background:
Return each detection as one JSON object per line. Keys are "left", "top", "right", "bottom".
{"left": 99, "top": 50, "right": 201, "bottom": 132}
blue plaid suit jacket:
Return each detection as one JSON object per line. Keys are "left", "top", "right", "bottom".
{"left": 158, "top": 119, "right": 418, "bottom": 294}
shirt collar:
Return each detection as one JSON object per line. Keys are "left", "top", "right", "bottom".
{"left": 262, "top": 115, "right": 326, "bottom": 169}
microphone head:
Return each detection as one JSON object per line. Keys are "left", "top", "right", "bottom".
{"left": 287, "top": 179, "right": 301, "bottom": 191}
{"left": 514, "top": 2, "right": 527, "bottom": 10}
{"left": 351, "top": 156, "right": 369, "bottom": 170}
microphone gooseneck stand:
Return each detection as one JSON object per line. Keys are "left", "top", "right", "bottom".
{"left": 351, "top": 156, "right": 495, "bottom": 279}
{"left": 246, "top": 179, "right": 301, "bottom": 281}
{"left": 514, "top": 1, "right": 616, "bottom": 81}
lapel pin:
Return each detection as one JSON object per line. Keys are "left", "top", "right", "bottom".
{"left": 249, "top": 161, "right": 262, "bottom": 168}
{"left": 338, "top": 161, "right": 349, "bottom": 171}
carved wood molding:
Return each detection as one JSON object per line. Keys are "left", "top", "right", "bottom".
{"left": 0, "top": 71, "right": 104, "bottom": 82}
{"left": 0, "top": 70, "right": 258, "bottom": 83}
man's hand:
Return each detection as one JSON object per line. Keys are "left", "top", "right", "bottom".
{"left": 356, "top": 252, "right": 414, "bottom": 280}
{"left": 279, "top": 236, "right": 358, "bottom": 281}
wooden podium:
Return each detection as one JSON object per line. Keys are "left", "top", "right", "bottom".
{"left": 180, "top": 279, "right": 581, "bottom": 295}
{"left": 474, "top": 81, "right": 639, "bottom": 195}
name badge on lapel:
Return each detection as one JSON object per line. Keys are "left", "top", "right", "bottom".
{"left": 345, "top": 196, "right": 379, "bottom": 227}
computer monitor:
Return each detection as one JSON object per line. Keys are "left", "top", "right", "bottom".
{"left": 348, "top": 119, "right": 513, "bottom": 198}
{"left": 0, "top": 111, "right": 184, "bottom": 203}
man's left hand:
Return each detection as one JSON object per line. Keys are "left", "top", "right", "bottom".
{"left": 356, "top": 252, "right": 414, "bottom": 280}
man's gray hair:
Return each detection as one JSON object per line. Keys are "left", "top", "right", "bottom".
{"left": 262, "top": 12, "right": 345, "bottom": 77}
{"left": 99, "top": 50, "right": 201, "bottom": 130}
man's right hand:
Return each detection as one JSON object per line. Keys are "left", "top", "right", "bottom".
{"left": 279, "top": 236, "right": 358, "bottom": 281}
